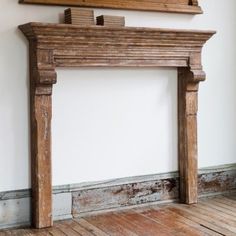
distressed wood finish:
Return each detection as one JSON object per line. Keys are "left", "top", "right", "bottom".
{"left": 72, "top": 177, "right": 179, "bottom": 216}
{"left": 19, "top": 0, "right": 203, "bottom": 14}
{"left": 96, "top": 15, "right": 125, "bottom": 27}
{"left": 64, "top": 8, "right": 95, "bottom": 25}
{"left": 198, "top": 167, "right": 236, "bottom": 195}
{"left": 19, "top": 22, "right": 215, "bottom": 228}
{"left": 178, "top": 67, "right": 200, "bottom": 204}
{"left": 72, "top": 165, "right": 236, "bottom": 216}
{"left": 29, "top": 42, "right": 56, "bottom": 228}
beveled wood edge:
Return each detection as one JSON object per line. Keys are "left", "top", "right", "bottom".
{"left": 18, "top": 22, "right": 216, "bottom": 36}
{"left": 19, "top": 0, "right": 203, "bottom": 14}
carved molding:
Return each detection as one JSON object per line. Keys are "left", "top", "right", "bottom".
{"left": 19, "top": 22, "right": 215, "bottom": 228}
{"left": 19, "top": 0, "right": 203, "bottom": 14}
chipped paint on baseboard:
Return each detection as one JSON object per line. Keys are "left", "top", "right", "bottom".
{"left": 198, "top": 168, "right": 236, "bottom": 195}
{"left": 72, "top": 177, "right": 179, "bottom": 217}
{"left": 0, "top": 163, "right": 236, "bottom": 229}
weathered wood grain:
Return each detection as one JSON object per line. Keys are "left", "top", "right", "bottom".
{"left": 178, "top": 68, "right": 199, "bottom": 204}
{"left": 96, "top": 15, "right": 125, "bottom": 27}
{"left": 19, "top": 0, "right": 203, "bottom": 14}
{"left": 70, "top": 168, "right": 236, "bottom": 216}
{"left": 29, "top": 43, "right": 56, "bottom": 228}
{"left": 199, "top": 169, "right": 236, "bottom": 194}
{"left": 168, "top": 206, "right": 234, "bottom": 235}
{"left": 62, "top": 220, "right": 94, "bottom": 235}
{"left": 86, "top": 214, "right": 139, "bottom": 236}
{"left": 116, "top": 211, "right": 174, "bottom": 236}
{"left": 137, "top": 208, "right": 212, "bottom": 236}
{"left": 64, "top": 8, "right": 95, "bottom": 26}
{"left": 74, "top": 219, "right": 109, "bottom": 236}
{"left": 19, "top": 22, "right": 215, "bottom": 228}
{"left": 72, "top": 178, "right": 179, "bottom": 216}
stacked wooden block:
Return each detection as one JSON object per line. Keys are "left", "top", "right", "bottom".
{"left": 64, "top": 8, "right": 95, "bottom": 26}
{"left": 64, "top": 8, "right": 125, "bottom": 27}
{"left": 96, "top": 15, "right": 125, "bottom": 27}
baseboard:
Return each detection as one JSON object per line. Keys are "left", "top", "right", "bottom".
{"left": 0, "top": 163, "right": 236, "bottom": 229}
{"left": 0, "top": 193, "right": 72, "bottom": 230}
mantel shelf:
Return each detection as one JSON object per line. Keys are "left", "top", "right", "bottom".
{"left": 19, "top": 22, "right": 215, "bottom": 229}
{"left": 20, "top": 23, "right": 215, "bottom": 44}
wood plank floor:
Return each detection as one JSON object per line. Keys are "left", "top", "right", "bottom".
{"left": 1, "top": 194, "right": 236, "bottom": 236}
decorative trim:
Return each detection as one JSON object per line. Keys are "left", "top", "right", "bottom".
{"left": 19, "top": 21, "right": 215, "bottom": 228}
{"left": 19, "top": 0, "right": 203, "bottom": 15}
{"left": 0, "top": 164, "right": 235, "bottom": 230}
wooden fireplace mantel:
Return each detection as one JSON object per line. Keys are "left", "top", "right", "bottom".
{"left": 19, "top": 22, "right": 215, "bottom": 228}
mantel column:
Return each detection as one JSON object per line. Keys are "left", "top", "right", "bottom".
{"left": 178, "top": 64, "right": 204, "bottom": 204}
{"left": 29, "top": 44, "right": 57, "bottom": 228}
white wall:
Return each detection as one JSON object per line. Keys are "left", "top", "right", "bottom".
{"left": 0, "top": 0, "right": 236, "bottom": 191}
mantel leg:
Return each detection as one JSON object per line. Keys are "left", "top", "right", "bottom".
{"left": 31, "top": 93, "right": 52, "bottom": 228}
{"left": 178, "top": 68, "right": 199, "bottom": 204}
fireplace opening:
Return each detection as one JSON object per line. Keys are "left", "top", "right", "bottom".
{"left": 52, "top": 68, "right": 178, "bottom": 185}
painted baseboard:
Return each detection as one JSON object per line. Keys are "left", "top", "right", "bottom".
{"left": 0, "top": 164, "right": 236, "bottom": 229}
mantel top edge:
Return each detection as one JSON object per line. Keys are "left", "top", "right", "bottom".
{"left": 18, "top": 22, "right": 216, "bottom": 37}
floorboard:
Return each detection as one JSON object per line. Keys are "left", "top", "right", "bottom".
{"left": 1, "top": 194, "right": 236, "bottom": 236}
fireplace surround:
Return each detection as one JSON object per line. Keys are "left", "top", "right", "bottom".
{"left": 19, "top": 22, "right": 215, "bottom": 228}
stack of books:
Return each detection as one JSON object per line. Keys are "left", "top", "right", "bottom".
{"left": 64, "top": 8, "right": 95, "bottom": 26}
{"left": 96, "top": 15, "right": 125, "bottom": 27}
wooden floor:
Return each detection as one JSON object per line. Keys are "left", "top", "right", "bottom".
{"left": 1, "top": 194, "right": 236, "bottom": 236}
